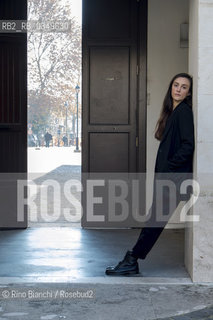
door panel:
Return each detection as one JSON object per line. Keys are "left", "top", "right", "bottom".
{"left": 0, "top": 41, "right": 24, "bottom": 124}
{"left": 87, "top": 0, "right": 131, "bottom": 39}
{"left": 0, "top": 0, "right": 26, "bottom": 19}
{"left": 82, "top": 0, "right": 147, "bottom": 227}
{"left": 0, "top": 37, "right": 27, "bottom": 174}
{"left": 90, "top": 47, "right": 130, "bottom": 125}
{"left": 89, "top": 133, "right": 129, "bottom": 172}
{"left": 0, "top": 0, "right": 27, "bottom": 229}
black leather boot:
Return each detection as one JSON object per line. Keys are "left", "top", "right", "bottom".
{"left": 105, "top": 251, "right": 139, "bottom": 276}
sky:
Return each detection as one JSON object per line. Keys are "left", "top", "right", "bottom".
{"left": 63, "top": 0, "right": 82, "bottom": 24}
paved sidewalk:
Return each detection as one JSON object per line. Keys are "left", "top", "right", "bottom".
{"left": 0, "top": 283, "right": 213, "bottom": 320}
{"left": 159, "top": 305, "right": 213, "bottom": 320}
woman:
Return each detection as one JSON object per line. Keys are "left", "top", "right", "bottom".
{"left": 105, "top": 73, "right": 195, "bottom": 276}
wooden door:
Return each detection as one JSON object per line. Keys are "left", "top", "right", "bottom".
{"left": 0, "top": 0, "right": 27, "bottom": 228}
{"left": 82, "top": 0, "right": 147, "bottom": 227}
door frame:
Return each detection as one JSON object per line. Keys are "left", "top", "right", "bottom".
{"left": 81, "top": 0, "right": 148, "bottom": 228}
{"left": 137, "top": 0, "right": 147, "bottom": 173}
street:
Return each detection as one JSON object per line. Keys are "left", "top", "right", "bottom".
{"left": 28, "top": 146, "right": 81, "bottom": 173}
{"left": 27, "top": 146, "right": 81, "bottom": 226}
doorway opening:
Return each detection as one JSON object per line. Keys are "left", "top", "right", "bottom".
{"left": 0, "top": 0, "right": 190, "bottom": 281}
{"left": 27, "top": 0, "right": 82, "bottom": 227}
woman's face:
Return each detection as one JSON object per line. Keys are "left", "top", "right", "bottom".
{"left": 171, "top": 77, "right": 191, "bottom": 106}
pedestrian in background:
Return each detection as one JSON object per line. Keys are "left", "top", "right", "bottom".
{"left": 62, "top": 135, "right": 68, "bottom": 147}
{"left": 44, "top": 131, "right": 52, "bottom": 148}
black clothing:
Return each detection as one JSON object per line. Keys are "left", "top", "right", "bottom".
{"left": 132, "top": 100, "right": 195, "bottom": 259}
{"left": 62, "top": 136, "right": 68, "bottom": 146}
{"left": 105, "top": 251, "right": 139, "bottom": 275}
{"left": 155, "top": 101, "right": 194, "bottom": 173}
{"left": 44, "top": 132, "right": 52, "bottom": 148}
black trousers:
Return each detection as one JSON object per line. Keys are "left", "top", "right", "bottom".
{"left": 132, "top": 172, "right": 192, "bottom": 259}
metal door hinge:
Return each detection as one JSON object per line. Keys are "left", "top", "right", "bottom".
{"left": 136, "top": 65, "right": 139, "bottom": 76}
{"left": 136, "top": 137, "right": 139, "bottom": 147}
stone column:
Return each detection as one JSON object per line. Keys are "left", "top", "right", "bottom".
{"left": 185, "top": 0, "right": 213, "bottom": 282}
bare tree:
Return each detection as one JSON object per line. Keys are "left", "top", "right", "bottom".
{"left": 28, "top": 0, "right": 81, "bottom": 136}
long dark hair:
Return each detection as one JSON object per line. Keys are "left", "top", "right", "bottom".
{"left": 155, "top": 73, "right": 193, "bottom": 141}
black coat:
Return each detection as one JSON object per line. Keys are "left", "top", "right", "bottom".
{"left": 154, "top": 100, "right": 195, "bottom": 174}
{"left": 145, "top": 100, "right": 195, "bottom": 228}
